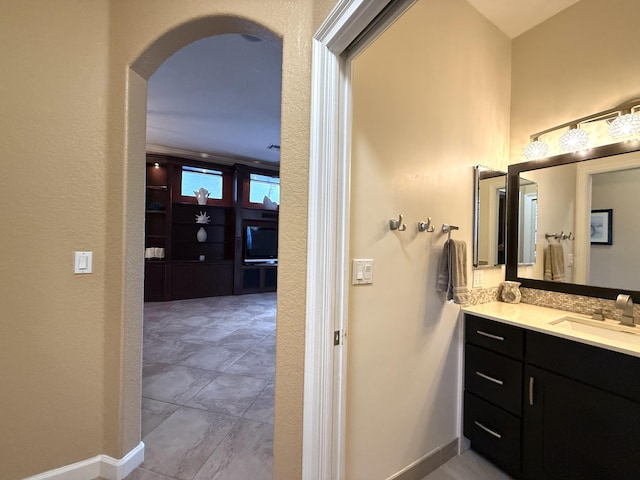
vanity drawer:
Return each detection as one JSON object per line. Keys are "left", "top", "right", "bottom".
{"left": 464, "top": 391, "right": 521, "bottom": 477}
{"left": 465, "top": 344, "right": 522, "bottom": 415}
{"left": 465, "top": 314, "right": 524, "bottom": 359}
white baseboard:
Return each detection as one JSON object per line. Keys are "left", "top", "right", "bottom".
{"left": 24, "top": 441, "right": 144, "bottom": 480}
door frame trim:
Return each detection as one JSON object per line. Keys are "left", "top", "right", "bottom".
{"left": 303, "top": 1, "right": 395, "bottom": 478}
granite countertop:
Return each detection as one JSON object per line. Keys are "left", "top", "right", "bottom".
{"left": 462, "top": 302, "right": 640, "bottom": 358}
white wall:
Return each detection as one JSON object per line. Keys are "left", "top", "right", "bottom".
{"left": 346, "top": 0, "right": 511, "bottom": 477}
{"left": 590, "top": 168, "right": 640, "bottom": 290}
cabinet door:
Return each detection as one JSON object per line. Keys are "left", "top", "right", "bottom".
{"left": 523, "top": 365, "right": 640, "bottom": 480}
{"left": 144, "top": 262, "right": 166, "bottom": 302}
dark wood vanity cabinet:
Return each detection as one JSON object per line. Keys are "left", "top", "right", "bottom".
{"left": 463, "top": 315, "right": 524, "bottom": 477}
{"left": 523, "top": 331, "right": 640, "bottom": 480}
{"left": 464, "top": 314, "right": 640, "bottom": 480}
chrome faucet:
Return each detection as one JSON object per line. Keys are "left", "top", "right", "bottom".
{"left": 616, "top": 294, "right": 635, "bottom": 327}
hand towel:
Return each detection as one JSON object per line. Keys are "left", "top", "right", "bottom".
{"left": 543, "top": 243, "right": 565, "bottom": 281}
{"left": 437, "top": 239, "right": 469, "bottom": 305}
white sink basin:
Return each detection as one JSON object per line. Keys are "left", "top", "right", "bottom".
{"left": 550, "top": 316, "right": 640, "bottom": 346}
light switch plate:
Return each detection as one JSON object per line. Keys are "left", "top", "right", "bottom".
{"left": 473, "top": 269, "right": 483, "bottom": 287}
{"left": 74, "top": 251, "right": 93, "bottom": 274}
{"left": 352, "top": 259, "right": 373, "bottom": 285}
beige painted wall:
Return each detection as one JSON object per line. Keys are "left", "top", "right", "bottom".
{"left": 510, "top": 0, "right": 640, "bottom": 162}
{"left": 347, "top": 1, "right": 511, "bottom": 478}
{"left": 0, "top": 0, "right": 337, "bottom": 478}
{"left": 0, "top": 2, "right": 110, "bottom": 477}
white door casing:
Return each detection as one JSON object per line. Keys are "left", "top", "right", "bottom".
{"left": 303, "top": 1, "right": 416, "bottom": 478}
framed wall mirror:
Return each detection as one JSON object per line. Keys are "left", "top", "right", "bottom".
{"left": 473, "top": 165, "right": 506, "bottom": 268}
{"left": 506, "top": 142, "right": 640, "bottom": 302}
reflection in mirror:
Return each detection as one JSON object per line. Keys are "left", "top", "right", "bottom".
{"left": 586, "top": 165, "right": 640, "bottom": 291}
{"left": 507, "top": 147, "right": 640, "bottom": 301}
{"left": 517, "top": 177, "right": 537, "bottom": 266}
{"left": 473, "top": 166, "right": 506, "bottom": 268}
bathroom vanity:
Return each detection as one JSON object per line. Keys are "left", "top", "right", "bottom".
{"left": 462, "top": 302, "right": 640, "bottom": 480}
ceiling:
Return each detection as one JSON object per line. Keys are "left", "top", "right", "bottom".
{"left": 146, "top": 34, "right": 282, "bottom": 169}
{"left": 145, "top": 1, "right": 581, "bottom": 168}
{"left": 466, "top": 0, "right": 581, "bottom": 38}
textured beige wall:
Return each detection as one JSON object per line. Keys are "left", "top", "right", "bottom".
{"left": 0, "top": 0, "right": 337, "bottom": 478}
{"left": 510, "top": 0, "right": 640, "bottom": 162}
{"left": 0, "top": 2, "right": 110, "bottom": 478}
{"left": 347, "top": 1, "right": 511, "bottom": 478}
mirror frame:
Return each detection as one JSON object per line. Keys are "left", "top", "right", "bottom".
{"left": 506, "top": 141, "right": 640, "bottom": 303}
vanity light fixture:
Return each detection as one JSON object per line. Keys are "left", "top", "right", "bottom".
{"left": 608, "top": 110, "right": 640, "bottom": 140}
{"left": 559, "top": 126, "right": 589, "bottom": 152}
{"left": 523, "top": 138, "right": 549, "bottom": 160}
{"left": 523, "top": 97, "right": 640, "bottom": 159}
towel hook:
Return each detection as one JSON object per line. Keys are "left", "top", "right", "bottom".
{"left": 418, "top": 217, "right": 435, "bottom": 233}
{"left": 390, "top": 214, "right": 407, "bottom": 232}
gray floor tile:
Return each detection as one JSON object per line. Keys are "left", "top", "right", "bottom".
{"left": 125, "top": 466, "right": 177, "bottom": 480}
{"left": 180, "top": 325, "right": 237, "bottom": 345}
{"left": 243, "top": 382, "right": 274, "bottom": 424}
{"left": 141, "top": 398, "right": 181, "bottom": 438}
{"left": 142, "top": 364, "right": 218, "bottom": 405}
{"left": 143, "top": 338, "right": 207, "bottom": 365}
{"left": 224, "top": 344, "right": 275, "bottom": 379}
{"left": 186, "top": 373, "right": 269, "bottom": 416}
{"left": 421, "top": 469, "right": 457, "bottom": 480}
{"left": 178, "top": 344, "right": 248, "bottom": 372}
{"left": 141, "top": 406, "right": 237, "bottom": 480}
{"left": 212, "top": 327, "right": 271, "bottom": 348}
{"left": 423, "top": 450, "right": 514, "bottom": 480}
{"left": 141, "top": 363, "right": 171, "bottom": 389}
{"left": 193, "top": 419, "right": 273, "bottom": 480}
{"left": 136, "top": 293, "right": 276, "bottom": 479}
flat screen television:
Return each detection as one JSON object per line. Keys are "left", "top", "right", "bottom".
{"left": 244, "top": 225, "right": 278, "bottom": 263}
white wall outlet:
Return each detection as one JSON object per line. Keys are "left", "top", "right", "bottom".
{"left": 74, "top": 251, "right": 93, "bottom": 274}
{"left": 352, "top": 259, "right": 374, "bottom": 285}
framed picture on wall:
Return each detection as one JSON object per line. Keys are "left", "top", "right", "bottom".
{"left": 590, "top": 209, "right": 613, "bottom": 245}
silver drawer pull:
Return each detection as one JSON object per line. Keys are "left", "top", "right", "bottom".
{"left": 474, "top": 421, "right": 502, "bottom": 439}
{"left": 476, "top": 371, "right": 504, "bottom": 385}
{"left": 529, "top": 376, "right": 535, "bottom": 406}
{"left": 476, "top": 330, "right": 505, "bottom": 341}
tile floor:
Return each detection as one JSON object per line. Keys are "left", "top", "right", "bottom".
{"left": 422, "top": 449, "right": 514, "bottom": 480}
{"left": 127, "top": 292, "right": 276, "bottom": 480}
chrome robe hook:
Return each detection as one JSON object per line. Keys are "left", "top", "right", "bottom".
{"left": 418, "top": 217, "right": 435, "bottom": 232}
{"left": 390, "top": 214, "right": 407, "bottom": 231}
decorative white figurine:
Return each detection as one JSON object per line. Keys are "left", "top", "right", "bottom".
{"left": 194, "top": 187, "right": 210, "bottom": 205}
{"left": 195, "top": 211, "right": 211, "bottom": 224}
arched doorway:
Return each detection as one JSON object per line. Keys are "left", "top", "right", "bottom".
{"left": 115, "top": 14, "right": 282, "bottom": 476}
{"left": 138, "top": 30, "right": 281, "bottom": 478}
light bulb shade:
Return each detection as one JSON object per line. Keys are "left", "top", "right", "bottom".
{"left": 559, "top": 128, "right": 589, "bottom": 152}
{"left": 608, "top": 113, "right": 640, "bottom": 139}
{"left": 524, "top": 140, "right": 549, "bottom": 160}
